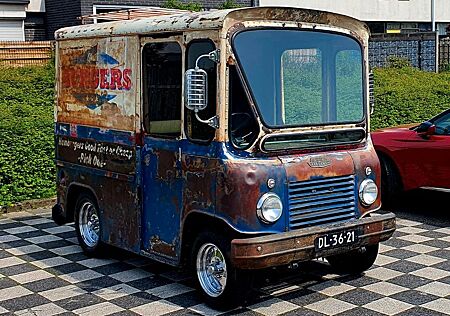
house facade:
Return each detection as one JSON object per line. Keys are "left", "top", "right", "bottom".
{"left": 0, "top": 0, "right": 29, "bottom": 41}
{"left": 25, "top": 0, "right": 45, "bottom": 40}
{"left": 259, "top": 0, "right": 450, "bottom": 36}
{"left": 3, "top": 0, "right": 449, "bottom": 41}
{"left": 0, "top": 0, "right": 45, "bottom": 41}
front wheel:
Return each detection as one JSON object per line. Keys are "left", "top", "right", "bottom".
{"left": 192, "top": 232, "right": 250, "bottom": 309}
{"left": 326, "top": 244, "right": 379, "bottom": 274}
{"left": 379, "top": 154, "right": 402, "bottom": 207}
{"left": 75, "top": 193, "right": 105, "bottom": 256}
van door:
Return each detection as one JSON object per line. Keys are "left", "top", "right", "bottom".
{"left": 141, "top": 40, "right": 184, "bottom": 262}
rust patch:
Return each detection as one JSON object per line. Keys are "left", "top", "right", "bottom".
{"left": 182, "top": 156, "right": 220, "bottom": 213}
{"left": 56, "top": 168, "right": 69, "bottom": 212}
{"left": 226, "top": 21, "right": 245, "bottom": 41}
{"left": 226, "top": 55, "right": 235, "bottom": 65}
{"left": 216, "top": 158, "right": 283, "bottom": 228}
{"left": 281, "top": 152, "right": 355, "bottom": 183}
{"left": 199, "top": 16, "right": 220, "bottom": 22}
{"left": 225, "top": 7, "right": 368, "bottom": 49}
{"left": 156, "top": 150, "right": 178, "bottom": 181}
{"left": 230, "top": 213, "right": 396, "bottom": 269}
{"left": 70, "top": 172, "right": 141, "bottom": 252}
{"left": 150, "top": 236, "right": 177, "bottom": 257}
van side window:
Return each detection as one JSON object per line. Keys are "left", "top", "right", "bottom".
{"left": 143, "top": 42, "right": 182, "bottom": 138}
{"left": 229, "top": 65, "right": 259, "bottom": 149}
{"left": 185, "top": 40, "right": 217, "bottom": 143}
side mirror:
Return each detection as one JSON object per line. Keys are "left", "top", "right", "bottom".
{"left": 417, "top": 121, "right": 436, "bottom": 137}
{"left": 369, "top": 71, "right": 375, "bottom": 115}
{"left": 184, "top": 49, "right": 220, "bottom": 129}
{"left": 184, "top": 67, "right": 208, "bottom": 112}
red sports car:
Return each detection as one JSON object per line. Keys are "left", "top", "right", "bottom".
{"left": 372, "top": 109, "right": 450, "bottom": 203}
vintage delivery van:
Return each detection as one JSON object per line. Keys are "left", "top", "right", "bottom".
{"left": 52, "top": 7, "right": 396, "bottom": 307}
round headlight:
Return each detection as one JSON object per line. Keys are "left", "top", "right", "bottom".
{"left": 257, "top": 193, "right": 283, "bottom": 224}
{"left": 359, "top": 179, "right": 378, "bottom": 206}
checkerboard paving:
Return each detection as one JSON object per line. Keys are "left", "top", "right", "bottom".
{"left": 1, "top": 209, "right": 449, "bottom": 316}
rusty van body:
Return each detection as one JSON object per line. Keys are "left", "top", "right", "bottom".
{"left": 53, "top": 7, "right": 396, "bottom": 306}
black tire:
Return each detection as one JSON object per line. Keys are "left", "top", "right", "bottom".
{"left": 74, "top": 193, "right": 105, "bottom": 256}
{"left": 192, "top": 231, "right": 251, "bottom": 310}
{"left": 379, "top": 154, "right": 402, "bottom": 208}
{"left": 52, "top": 204, "right": 67, "bottom": 226}
{"left": 326, "top": 244, "right": 379, "bottom": 274}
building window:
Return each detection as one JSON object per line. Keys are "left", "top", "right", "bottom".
{"left": 401, "top": 23, "right": 419, "bottom": 33}
{"left": 367, "top": 22, "right": 385, "bottom": 34}
{"left": 386, "top": 23, "right": 401, "bottom": 34}
{"left": 386, "top": 22, "right": 422, "bottom": 34}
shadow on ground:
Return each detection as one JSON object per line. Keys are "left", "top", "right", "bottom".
{"left": 389, "top": 189, "right": 450, "bottom": 227}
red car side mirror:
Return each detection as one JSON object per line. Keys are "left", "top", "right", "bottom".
{"left": 417, "top": 124, "right": 436, "bottom": 138}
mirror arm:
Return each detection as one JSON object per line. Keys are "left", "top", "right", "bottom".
{"left": 189, "top": 49, "right": 221, "bottom": 129}
{"left": 195, "top": 54, "right": 211, "bottom": 68}
{"left": 195, "top": 110, "right": 219, "bottom": 129}
{"left": 185, "top": 49, "right": 221, "bottom": 129}
{"left": 195, "top": 49, "right": 221, "bottom": 68}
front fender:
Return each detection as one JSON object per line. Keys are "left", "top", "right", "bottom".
{"left": 216, "top": 155, "right": 288, "bottom": 234}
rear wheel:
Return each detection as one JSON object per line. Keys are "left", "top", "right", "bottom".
{"left": 192, "top": 231, "right": 250, "bottom": 309}
{"left": 379, "top": 154, "right": 402, "bottom": 207}
{"left": 75, "top": 193, "right": 105, "bottom": 256}
{"left": 326, "top": 244, "right": 379, "bottom": 274}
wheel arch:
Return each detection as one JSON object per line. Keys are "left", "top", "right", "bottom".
{"left": 180, "top": 211, "right": 243, "bottom": 266}
{"left": 66, "top": 183, "right": 99, "bottom": 223}
{"left": 376, "top": 149, "right": 404, "bottom": 189}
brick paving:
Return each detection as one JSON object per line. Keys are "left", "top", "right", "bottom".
{"left": 0, "top": 204, "right": 449, "bottom": 316}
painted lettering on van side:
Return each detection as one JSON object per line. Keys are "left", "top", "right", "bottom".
{"left": 61, "top": 67, "right": 132, "bottom": 91}
{"left": 57, "top": 136, "right": 135, "bottom": 174}
{"left": 57, "top": 39, "right": 137, "bottom": 130}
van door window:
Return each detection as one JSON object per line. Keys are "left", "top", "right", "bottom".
{"left": 185, "top": 40, "right": 217, "bottom": 143}
{"left": 229, "top": 65, "right": 259, "bottom": 149}
{"left": 143, "top": 42, "right": 182, "bottom": 138}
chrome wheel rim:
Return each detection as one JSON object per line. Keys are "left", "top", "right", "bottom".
{"left": 78, "top": 201, "right": 100, "bottom": 248}
{"left": 196, "top": 243, "right": 227, "bottom": 298}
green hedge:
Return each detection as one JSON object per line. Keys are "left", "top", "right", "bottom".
{"left": 371, "top": 67, "right": 450, "bottom": 130}
{"left": 0, "top": 65, "right": 55, "bottom": 206}
{"left": 1, "top": 62, "right": 449, "bottom": 206}
{"left": 163, "top": 0, "right": 241, "bottom": 10}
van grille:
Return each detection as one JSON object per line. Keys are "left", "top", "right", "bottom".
{"left": 288, "top": 175, "right": 357, "bottom": 229}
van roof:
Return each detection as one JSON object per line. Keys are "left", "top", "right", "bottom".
{"left": 55, "top": 7, "right": 368, "bottom": 41}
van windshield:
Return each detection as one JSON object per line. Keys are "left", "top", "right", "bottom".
{"left": 233, "top": 29, "right": 365, "bottom": 128}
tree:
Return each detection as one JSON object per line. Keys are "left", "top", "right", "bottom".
{"left": 163, "top": 0, "right": 202, "bottom": 11}
{"left": 219, "top": 0, "right": 241, "bottom": 9}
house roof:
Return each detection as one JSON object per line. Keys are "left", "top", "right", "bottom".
{"left": 55, "top": 7, "right": 368, "bottom": 42}
{"left": 79, "top": 7, "right": 190, "bottom": 23}
{"left": 0, "top": 0, "right": 29, "bottom": 4}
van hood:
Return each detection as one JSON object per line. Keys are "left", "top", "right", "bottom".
{"left": 279, "top": 152, "right": 355, "bottom": 183}
{"left": 277, "top": 143, "right": 382, "bottom": 221}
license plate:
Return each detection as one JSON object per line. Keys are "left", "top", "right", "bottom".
{"left": 315, "top": 229, "right": 359, "bottom": 251}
